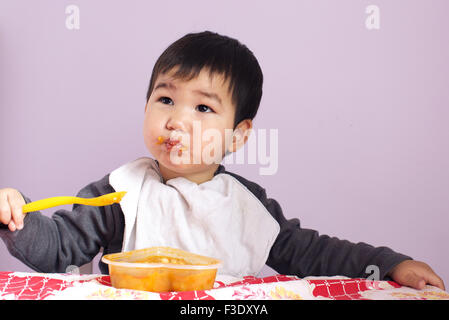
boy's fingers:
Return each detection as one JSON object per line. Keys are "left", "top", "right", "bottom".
{"left": 0, "top": 192, "right": 12, "bottom": 225}
{"left": 404, "top": 272, "right": 425, "bottom": 290}
{"left": 8, "top": 221, "right": 16, "bottom": 232}
{"left": 426, "top": 273, "right": 445, "bottom": 291}
{"left": 416, "top": 279, "right": 426, "bottom": 290}
{"left": 404, "top": 271, "right": 446, "bottom": 291}
{"left": 7, "top": 192, "right": 25, "bottom": 230}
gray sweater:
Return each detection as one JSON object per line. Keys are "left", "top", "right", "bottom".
{"left": 0, "top": 164, "right": 411, "bottom": 279}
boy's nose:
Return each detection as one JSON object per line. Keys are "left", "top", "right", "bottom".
{"left": 166, "top": 109, "right": 189, "bottom": 132}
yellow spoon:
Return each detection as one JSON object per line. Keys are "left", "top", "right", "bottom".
{"left": 22, "top": 191, "right": 127, "bottom": 213}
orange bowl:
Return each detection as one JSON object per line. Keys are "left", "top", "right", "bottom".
{"left": 101, "top": 247, "right": 222, "bottom": 292}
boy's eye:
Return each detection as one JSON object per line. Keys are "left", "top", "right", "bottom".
{"left": 196, "top": 104, "right": 214, "bottom": 113}
{"left": 158, "top": 96, "right": 173, "bottom": 105}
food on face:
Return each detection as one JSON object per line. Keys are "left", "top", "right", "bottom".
{"left": 157, "top": 135, "right": 188, "bottom": 157}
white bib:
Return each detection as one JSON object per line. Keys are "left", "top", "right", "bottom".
{"left": 109, "top": 157, "right": 280, "bottom": 277}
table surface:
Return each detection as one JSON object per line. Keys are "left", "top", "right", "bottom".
{"left": 1, "top": 271, "right": 448, "bottom": 300}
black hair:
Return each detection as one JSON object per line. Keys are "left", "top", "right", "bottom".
{"left": 146, "top": 31, "right": 263, "bottom": 128}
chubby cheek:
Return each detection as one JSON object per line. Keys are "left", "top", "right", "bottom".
{"left": 197, "top": 128, "right": 230, "bottom": 164}
{"left": 143, "top": 130, "right": 155, "bottom": 155}
{"left": 143, "top": 114, "right": 161, "bottom": 155}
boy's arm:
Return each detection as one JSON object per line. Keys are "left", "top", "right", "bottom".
{"left": 0, "top": 175, "right": 122, "bottom": 273}
{"left": 267, "top": 211, "right": 445, "bottom": 290}
{"left": 263, "top": 196, "right": 412, "bottom": 279}
{"left": 222, "top": 169, "right": 412, "bottom": 280}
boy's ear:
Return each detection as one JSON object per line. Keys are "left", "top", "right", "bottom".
{"left": 227, "top": 119, "right": 252, "bottom": 153}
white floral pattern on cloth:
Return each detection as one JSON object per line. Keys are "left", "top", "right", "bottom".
{"left": 359, "top": 284, "right": 449, "bottom": 300}
{"left": 1, "top": 271, "right": 448, "bottom": 300}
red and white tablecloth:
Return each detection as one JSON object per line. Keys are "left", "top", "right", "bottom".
{"left": 0, "top": 271, "right": 448, "bottom": 300}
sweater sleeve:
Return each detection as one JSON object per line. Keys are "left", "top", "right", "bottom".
{"left": 223, "top": 170, "right": 412, "bottom": 280}
{"left": 0, "top": 174, "right": 121, "bottom": 273}
{"left": 263, "top": 194, "right": 412, "bottom": 280}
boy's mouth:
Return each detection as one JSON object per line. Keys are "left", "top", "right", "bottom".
{"left": 157, "top": 136, "right": 187, "bottom": 153}
{"left": 165, "top": 138, "right": 182, "bottom": 150}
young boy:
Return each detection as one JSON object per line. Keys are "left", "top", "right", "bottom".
{"left": 0, "top": 31, "right": 444, "bottom": 290}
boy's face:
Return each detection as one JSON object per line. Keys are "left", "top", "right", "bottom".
{"left": 143, "top": 67, "right": 246, "bottom": 179}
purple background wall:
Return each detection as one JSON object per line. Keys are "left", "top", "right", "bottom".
{"left": 1, "top": 1, "right": 448, "bottom": 284}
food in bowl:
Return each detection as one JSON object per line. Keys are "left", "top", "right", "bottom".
{"left": 101, "top": 246, "right": 222, "bottom": 292}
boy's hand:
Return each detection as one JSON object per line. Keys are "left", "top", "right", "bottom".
{"left": 0, "top": 188, "right": 26, "bottom": 232}
{"left": 388, "top": 260, "right": 445, "bottom": 291}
